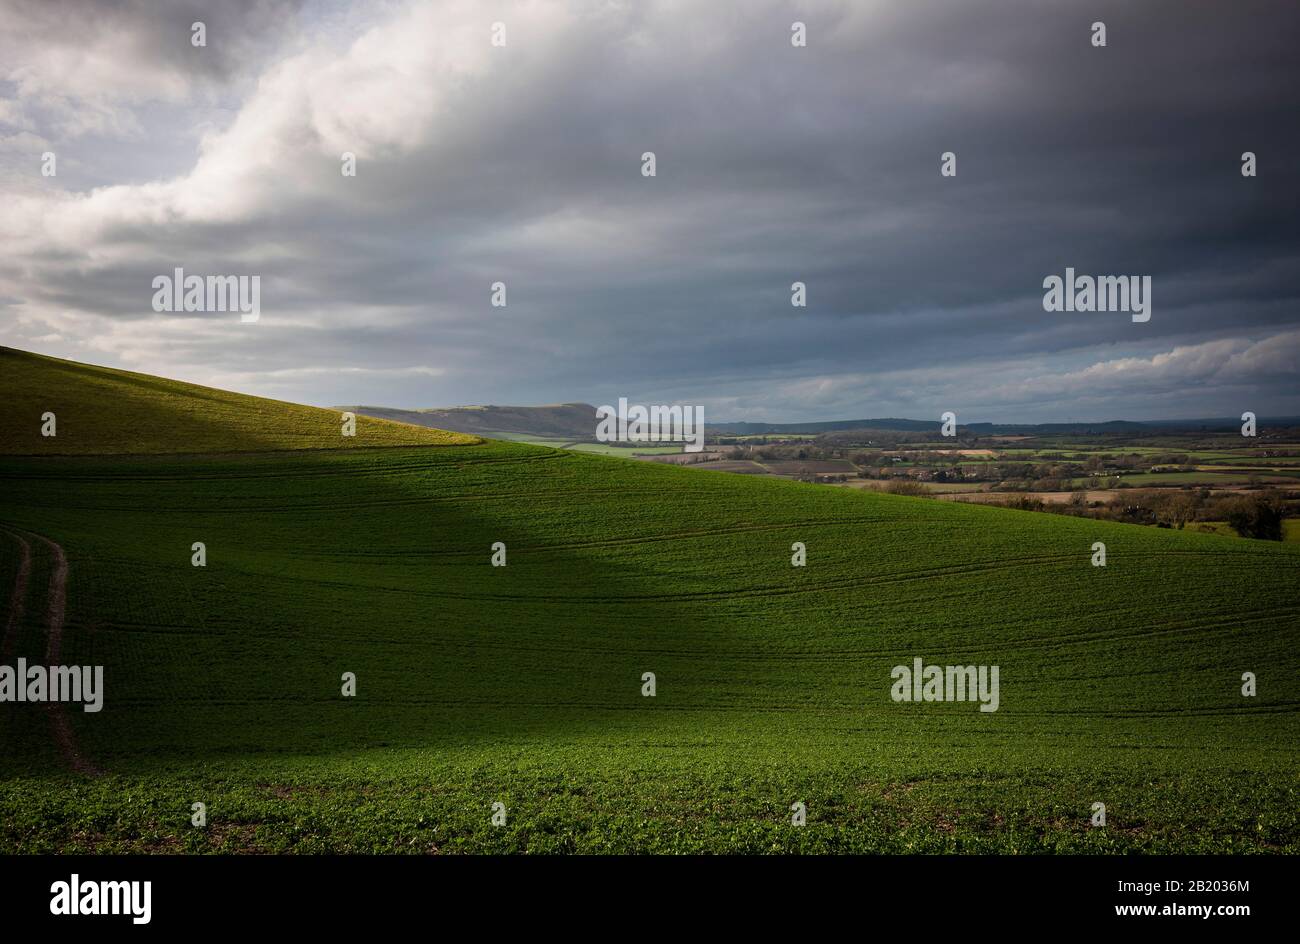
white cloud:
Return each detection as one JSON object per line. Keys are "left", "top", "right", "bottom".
{"left": 0, "top": 0, "right": 1296, "bottom": 419}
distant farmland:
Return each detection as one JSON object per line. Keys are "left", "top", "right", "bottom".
{"left": 2, "top": 349, "right": 1298, "bottom": 853}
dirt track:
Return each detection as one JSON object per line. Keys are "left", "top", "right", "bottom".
{"left": 2, "top": 527, "right": 101, "bottom": 776}
{"left": 1, "top": 529, "right": 30, "bottom": 662}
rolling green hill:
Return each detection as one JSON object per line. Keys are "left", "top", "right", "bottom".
{"left": 1, "top": 350, "right": 1297, "bottom": 853}
{"left": 343, "top": 401, "right": 597, "bottom": 440}
{"left": 0, "top": 347, "right": 478, "bottom": 454}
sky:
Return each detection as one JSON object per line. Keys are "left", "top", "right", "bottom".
{"left": 1, "top": 0, "right": 1297, "bottom": 423}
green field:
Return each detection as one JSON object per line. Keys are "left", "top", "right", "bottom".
{"left": 0, "top": 347, "right": 477, "bottom": 454}
{"left": 456, "top": 431, "right": 683, "bottom": 457}
{"left": 1190, "top": 520, "right": 1300, "bottom": 543}
{"left": 564, "top": 442, "right": 684, "bottom": 456}
{"left": 2, "top": 349, "right": 1298, "bottom": 853}
{"left": 1072, "top": 471, "right": 1288, "bottom": 487}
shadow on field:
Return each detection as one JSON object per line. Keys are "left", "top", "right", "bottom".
{"left": 0, "top": 442, "right": 729, "bottom": 773}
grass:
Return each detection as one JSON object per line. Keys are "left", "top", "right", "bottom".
{"left": 564, "top": 442, "right": 684, "bottom": 456}
{"left": 1, "top": 349, "right": 1298, "bottom": 853}
{"left": 464, "top": 432, "right": 684, "bottom": 456}
{"left": 1204, "top": 457, "right": 1300, "bottom": 467}
{"left": 1191, "top": 521, "right": 1300, "bottom": 542}
{"left": 1187, "top": 521, "right": 1238, "bottom": 539}
{"left": 1071, "top": 472, "right": 1274, "bottom": 486}
{"left": 477, "top": 432, "right": 571, "bottom": 445}
{"left": 0, "top": 347, "right": 478, "bottom": 454}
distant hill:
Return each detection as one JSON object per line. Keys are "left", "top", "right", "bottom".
{"left": 711, "top": 417, "right": 940, "bottom": 435}
{"left": 0, "top": 347, "right": 478, "bottom": 455}
{"left": 344, "top": 402, "right": 598, "bottom": 439}
{"left": 713, "top": 417, "right": 1300, "bottom": 436}
{"left": 346, "top": 400, "right": 1300, "bottom": 442}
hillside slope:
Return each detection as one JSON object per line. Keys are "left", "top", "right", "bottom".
{"left": 0, "top": 347, "right": 478, "bottom": 454}
{"left": 345, "top": 402, "right": 597, "bottom": 439}
{"left": 1, "top": 354, "right": 1297, "bottom": 853}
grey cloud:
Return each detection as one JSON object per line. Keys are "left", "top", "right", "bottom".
{"left": 0, "top": 0, "right": 1297, "bottom": 422}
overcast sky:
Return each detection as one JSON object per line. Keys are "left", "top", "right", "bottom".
{"left": 1, "top": 0, "right": 1297, "bottom": 422}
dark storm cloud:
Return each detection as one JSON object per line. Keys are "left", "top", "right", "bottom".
{"left": 1, "top": 0, "right": 1297, "bottom": 420}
